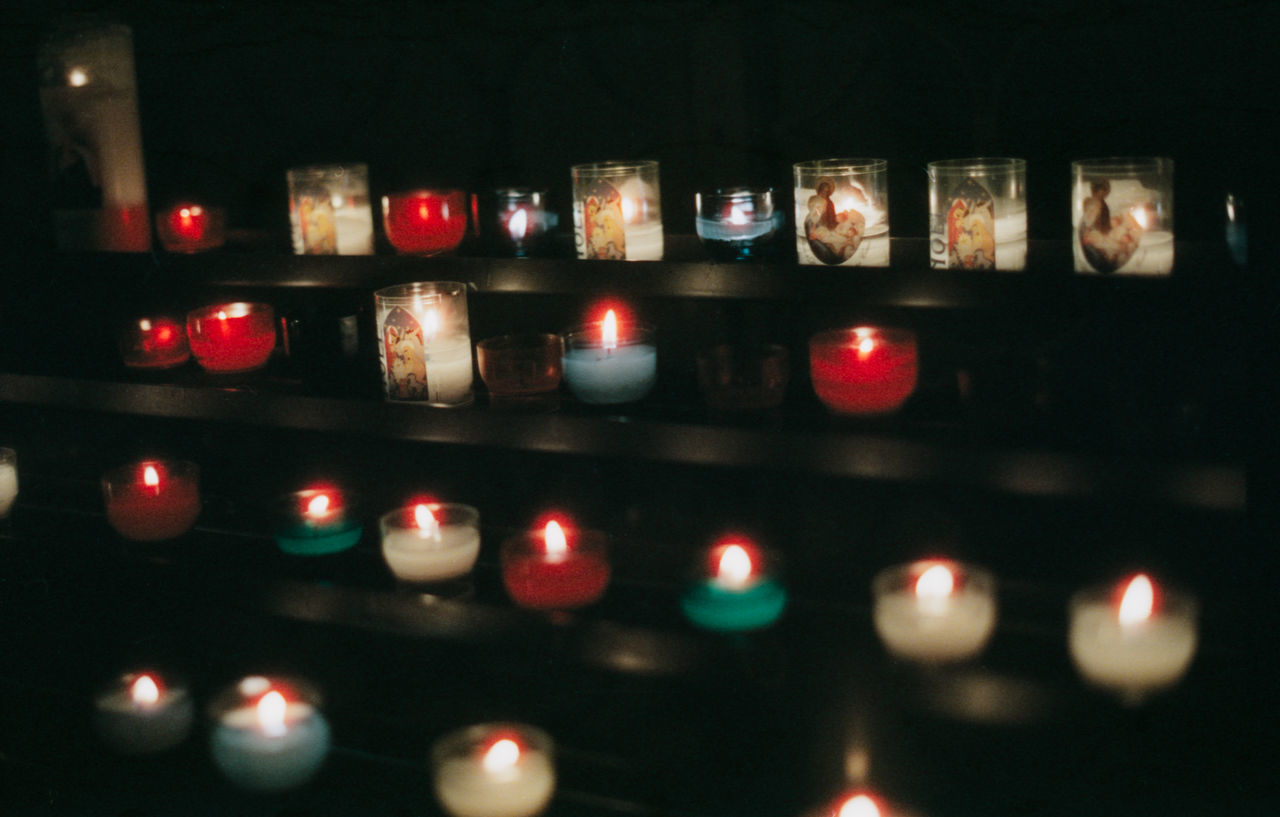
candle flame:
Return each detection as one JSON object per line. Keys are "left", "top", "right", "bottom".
{"left": 143, "top": 465, "right": 160, "bottom": 488}
{"left": 916, "top": 564, "right": 955, "bottom": 599}
{"left": 256, "top": 690, "right": 287, "bottom": 737}
{"left": 414, "top": 503, "right": 439, "bottom": 535}
{"left": 544, "top": 520, "right": 568, "bottom": 556}
{"left": 424, "top": 308, "right": 440, "bottom": 340}
{"left": 139, "top": 318, "right": 152, "bottom": 331}
{"left": 716, "top": 544, "right": 753, "bottom": 588}
{"left": 602, "top": 309, "right": 618, "bottom": 351}
{"left": 216, "top": 310, "right": 227, "bottom": 321}
{"left": 67, "top": 67, "right": 88, "bottom": 87}
{"left": 306, "top": 493, "right": 330, "bottom": 517}
{"left": 508, "top": 208, "right": 528, "bottom": 240}
{"left": 483, "top": 738, "right": 521, "bottom": 772}
{"left": 179, "top": 207, "right": 192, "bottom": 221}
{"left": 853, "top": 327, "right": 876, "bottom": 359}
{"left": 621, "top": 197, "right": 637, "bottom": 223}
{"left": 1131, "top": 206, "right": 1150, "bottom": 230}
{"left": 1119, "top": 574, "right": 1155, "bottom": 625}
{"left": 729, "top": 204, "right": 750, "bottom": 225}
{"left": 131, "top": 674, "right": 160, "bottom": 706}
{"left": 837, "top": 794, "right": 881, "bottom": 817}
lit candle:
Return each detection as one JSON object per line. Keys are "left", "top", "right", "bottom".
{"left": 186, "top": 302, "right": 277, "bottom": 374}
{"left": 793, "top": 160, "right": 890, "bottom": 267}
{"left": 374, "top": 282, "right": 475, "bottom": 407}
{"left": 561, "top": 309, "right": 657, "bottom": 405}
{"left": 572, "top": 160, "right": 663, "bottom": 261}
{"left": 156, "top": 203, "right": 225, "bottom": 253}
{"left": 210, "top": 676, "right": 331, "bottom": 792}
{"left": 93, "top": 671, "right": 194, "bottom": 754}
{"left": 432, "top": 723, "right": 556, "bottom": 817}
{"left": 681, "top": 539, "right": 787, "bottom": 632}
{"left": 695, "top": 187, "right": 784, "bottom": 261}
{"left": 0, "top": 447, "right": 17, "bottom": 519}
{"left": 274, "top": 487, "right": 363, "bottom": 556}
{"left": 382, "top": 189, "right": 469, "bottom": 255}
{"left": 810, "top": 790, "right": 899, "bottom": 817}
{"left": 872, "top": 560, "right": 997, "bottom": 663}
{"left": 118, "top": 315, "right": 191, "bottom": 370}
{"left": 501, "top": 517, "right": 611, "bottom": 611}
{"left": 1069, "top": 573, "right": 1198, "bottom": 701}
{"left": 809, "top": 327, "right": 918, "bottom": 416}
{"left": 102, "top": 459, "right": 201, "bottom": 541}
{"left": 380, "top": 502, "right": 481, "bottom": 588}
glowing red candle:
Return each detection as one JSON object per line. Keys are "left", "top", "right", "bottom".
{"left": 501, "top": 517, "right": 610, "bottom": 611}
{"left": 119, "top": 316, "right": 190, "bottom": 370}
{"left": 186, "top": 302, "right": 276, "bottom": 373}
{"left": 382, "top": 189, "right": 468, "bottom": 255}
{"left": 102, "top": 460, "right": 201, "bottom": 541}
{"left": 156, "top": 203, "right": 226, "bottom": 253}
{"left": 809, "top": 326, "right": 918, "bottom": 415}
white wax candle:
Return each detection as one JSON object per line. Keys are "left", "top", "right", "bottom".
{"left": 434, "top": 739, "right": 555, "bottom": 817}
{"left": 561, "top": 344, "right": 657, "bottom": 405}
{"left": 93, "top": 674, "right": 194, "bottom": 754}
{"left": 211, "top": 696, "right": 331, "bottom": 791}
{"left": 622, "top": 220, "right": 664, "bottom": 261}
{"left": 425, "top": 336, "right": 475, "bottom": 405}
{"left": 382, "top": 522, "right": 480, "bottom": 583}
{"left": 334, "top": 206, "right": 374, "bottom": 255}
{"left": 0, "top": 458, "right": 17, "bottom": 518}
{"left": 872, "top": 562, "right": 997, "bottom": 663}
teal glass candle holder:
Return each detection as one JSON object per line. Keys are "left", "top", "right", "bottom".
{"left": 681, "top": 539, "right": 786, "bottom": 632}
{"left": 273, "top": 487, "right": 363, "bottom": 556}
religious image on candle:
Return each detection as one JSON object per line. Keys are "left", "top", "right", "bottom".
{"left": 572, "top": 160, "right": 663, "bottom": 261}
{"left": 287, "top": 164, "right": 375, "bottom": 256}
{"left": 374, "top": 282, "right": 474, "bottom": 407}
{"left": 580, "top": 179, "right": 626, "bottom": 259}
{"left": 1072, "top": 158, "right": 1173, "bottom": 275}
{"left": 928, "top": 158, "right": 1026, "bottom": 271}
{"left": 794, "top": 159, "right": 888, "bottom": 267}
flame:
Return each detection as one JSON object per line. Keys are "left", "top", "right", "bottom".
{"left": 544, "top": 520, "right": 568, "bottom": 556}
{"left": 1119, "top": 574, "right": 1155, "bottom": 625}
{"left": 716, "top": 544, "right": 754, "bottom": 588}
{"left": 256, "top": 690, "right": 287, "bottom": 737}
{"left": 853, "top": 327, "right": 876, "bottom": 359}
{"left": 131, "top": 674, "right": 160, "bottom": 706}
{"left": 601, "top": 309, "right": 618, "bottom": 351}
{"left": 483, "top": 738, "right": 521, "bottom": 772}
{"left": 418, "top": 201, "right": 431, "bottom": 220}
{"left": 837, "top": 794, "right": 881, "bottom": 817}
{"left": 424, "top": 308, "right": 440, "bottom": 340}
{"left": 1131, "top": 206, "right": 1150, "bottom": 230}
{"left": 223, "top": 303, "right": 251, "bottom": 318}
{"left": 306, "top": 493, "right": 331, "bottom": 517}
{"left": 621, "top": 197, "right": 638, "bottom": 223}
{"left": 916, "top": 564, "right": 955, "bottom": 598}
{"left": 139, "top": 318, "right": 152, "bottom": 331}
{"left": 157, "top": 325, "right": 173, "bottom": 342}
{"left": 414, "top": 503, "right": 439, "bottom": 534}
{"left": 67, "top": 67, "right": 88, "bottom": 87}
{"left": 179, "top": 207, "right": 192, "bottom": 221}
{"left": 143, "top": 465, "right": 160, "bottom": 488}
{"left": 729, "top": 204, "right": 750, "bottom": 225}
{"left": 216, "top": 310, "right": 228, "bottom": 321}
{"left": 508, "top": 208, "right": 528, "bottom": 240}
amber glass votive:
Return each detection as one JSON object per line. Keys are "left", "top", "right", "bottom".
{"left": 477, "top": 334, "right": 564, "bottom": 401}
{"left": 696, "top": 343, "right": 789, "bottom": 411}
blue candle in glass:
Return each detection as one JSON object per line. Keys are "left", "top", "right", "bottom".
{"left": 561, "top": 310, "right": 657, "bottom": 405}
{"left": 695, "top": 187, "right": 784, "bottom": 261}
{"left": 274, "top": 488, "right": 363, "bottom": 555}
{"left": 682, "top": 540, "right": 787, "bottom": 632}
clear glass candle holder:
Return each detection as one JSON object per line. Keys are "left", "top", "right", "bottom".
{"left": 0, "top": 447, "right": 18, "bottom": 520}
{"left": 1072, "top": 157, "right": 1174, "bottom": 275}
{"left": 382, "top": 189, "right": 469, "bottom": 256}
{"left": 287, "top": 163, "right": 374, "bottom": 255}
{"left": 380, "top": 502, "right": 481, "bottom": 594}
{"left": 928, "top": 158, "right": 1026, "bottom": 271}
{"left": 186, "top": 302, "right": 276, "bottom": 374}
{"left": 101, "top": 459, "right": 201, "bottom": 542}
{"left": 492, "top": 188, "right": 555, "bottom": 257}
{"left": 477, "top": 333, "right": 564, "bottom": 400}
{"left": 373, "top": 282, "right": 474, "bottom": 407}
{"left": 872, "top": 559, "right": 998, "bottom": 664}
{"left": 561, "top": 321, "right": 657, "bottom": 405}
{"left": 431, "top": 722, "right": 556, "bottom": 817}
{"left": 809, "top": 327, "right": 918, "bottom": 416}
{"left": 794, "top": 159, "right": 889, "bottom": 266}
{"left": 155, "top": 202, "right": 226, "bottom": 253}
{"left": 695, "top": 187, "right": 784, "bottom": 261}
{"left": 118, "top": 315, "right": 190, "bottom": 370}
{"left": 571, "top": 160, "right": 663, "bottom": 260}
{"left": 209, "top": 675, "right": 331, "bottom": 792}
{"left": 696, "top": 343, "right": 789, "bottom": 412}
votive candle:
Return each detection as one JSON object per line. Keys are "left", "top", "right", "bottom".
{"left": 186, "top": 302, "right": 276, "bottom": 374}
{"left": 501, "top": 517, "right": 610, "bottom": 611}
{"left": 809, "top": 326, "right": 918, "bottom": 416}
{"left": 210, "top": 676, "right": 331, "bottom": 791}
{"left": 872, "top": 560, "right": 997, "bottom": 663}
{"left": 681, "top": 539, "right": 787, "bottom": 632}
{"left": 102, "top": 459, "right": 200, "bottom": 541}
{"left": 94, "top": 670, "right": 194, "bottom": 754}
{"left": 380, "top": 502, "right": 481, "bottom": 588}
{"left": 561, "top": 310, "right": 656, "bottom": 405}
{"left": 274, "top": 487, "right": 363, "bottom": 556}
{"left": 432, "top": 722, "right": 555, "bottom": 817}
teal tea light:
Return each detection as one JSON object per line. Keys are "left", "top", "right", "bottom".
{"left": 681, "top": 538, "right": 786, "bottom": 632}
{"left": 274, "top": 487, "right": 363, "bottom": 555}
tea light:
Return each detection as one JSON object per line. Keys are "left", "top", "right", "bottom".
{"left": 380, "top": 502, "right": 481, "bottom": 588}
{"left": 94, "top": 671, "right": 194, "bottom": 754}
{"left": 501, "top": 518, "right": 610, "bottom": 611}
{"left": 119, "top": 315, "right": 190, "bottom": 370}
{"left": 1069, "top": 573, "right": 1198, "bottom": 701}
{"left": 695, "top": 187, "right": 784, "bottom": 261}
{"left": 274, "top": 487, "right": 363, "bottom": 556}
{"left": 0, "top": 447, "right": 17, "bottom": 519}
{"left": 872, "top": 560, "right": 997, "bottom": 663}
{"left": 186, "top": 302, "right": 276, "bottom": 374}
{"left": 681, "top": 539, "right": 787, "bottom": 632}
{"left": 102, "top": 459, "right": 201, "bottom": 541}
{"left": 431, "top": 722, "right": 555, "bottom": 817}
{"left": 493, "top": 188, "right": 554, "bottom": 257}
{"left": 809, "top": 327, "right": 918, "bottom": 416}
{"left": 210, "top": 676, "right": 331, "bottom": 792}
{"left": 383, "top": 189, "right": 468, "bottom": 255}
{"left": 561, "top": 309, "right": 657, "bottom": 405}
{"left": 155, "top": 203, "right": 225, "bottom": 253}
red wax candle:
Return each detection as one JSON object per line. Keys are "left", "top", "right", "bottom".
{"left": 809, "top": 326, "right": 918, "bottom": 415}
{"left": 119, "top": 316, "right": 191, "bottom": 370}
{"left": 501, "top": 518, "right": 610, "bottom": 610}
{"left": 156, "top": 203, "right": 225, "bottom": 253}
{"left": 96, "top": 203, "right": 152, "bottom": 252}
{"left": 186, "top": 302, "right": 276, "bottom": 373}
{"left": 382, "top": 190, "right": 468, "bottom": 255}
{"left": 102, "top": 460, "right": 201, "bottom": 541}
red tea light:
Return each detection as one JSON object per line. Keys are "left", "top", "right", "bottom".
{"left": 186, "top": 302, "right": 276, "bottom": 373}
{"left": 102, "top": 459, "right": 201, "bottom": 541}
{"left": 501, "top": 517, "right": 610, "bottom": 611}
{"left": 155, "top": 203, "right": 226, "bottom": 253}
{"left": 382, "top": 189, "right": 468, "bottom": 255}
{"left": 809, "top": 326, "right": 918, "bottom": 415}
{"left": 119, "top": 315, "right": 190, "bottom": 370}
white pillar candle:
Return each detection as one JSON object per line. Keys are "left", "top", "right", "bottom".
{"left": 1069, "top": 574, "right": 1198, "bottom": 701}
{"left": 872, "top": 560, "right": 997, "bottom": 663}
{"left": 0, "top": 448, "right": 17, "bottom": 518}
{"left": 380, "top": 503, "right": 481, "bottom": 585}
{"left": 209, "top": 676, "right": 331, "bottom": 791}
{"left": 424, "top": 336, "right": 476, "bottom": 405}
{"left": 93, "top": 671, "right": 194, "bottom": 754}
{"left": 432, "top": 723, "right": 555, "bottom": 817}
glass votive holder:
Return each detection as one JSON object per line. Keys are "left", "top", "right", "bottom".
{"left": 571, "top": 160, "right": 663, "bottom": 260}
{"left": 681, "top": 538, "right": 787, "bottom": 632}
{"left": 373, "top": 282, "right": 474, "bottom": 407}
{"left": 927, "top": 158, "right": 1026, "bottom": 271}
{"left": 102, "top": 459, "right": 201, "bottom": 542}
{"left": 1072, "top": 157, "right": 1174, "bottom": 274}
{"left": 561, "top": 315, "right": 656, "bottom": 405}
{"left": 477, "top": 333, "right": 564, "bottom": 404}
{"left": 382, "top": 189, "right": 469, "bottom": 256}
{"left": 209, "top": 675, "right": 331, "bottom": 792}
{"left": 1225, "top": 192, "right": 1247, "bottom": 266}
{"left": 695, "top": 187, "right": 784, "bottom": 261}
{"left": 93, "top": 669, "right": 194, "bottom": 754}
{"left": 287, "top": 163, "right": 374, "bottom": 255}
{"left": 872, "top": 560, "right": 997, "bottom": 664}
{"left": 809, "top": 327, "right": 918, "bottom": 416}
{"left": 185, "top": 302, "right": 277, "bottom": 374}
{"left": 696, "top": 343, "right": 789, "bottom": 412}
{"left": 492, "top": 187, "right": 555, "bottom": 257}
{"left": 0, "top": 447, "right": 18, "bottom": 520}
{"left": 1068, "top": 573, "right": 1198, "bottom": 703}
{"left": 794, "top": 158, "right": 889, "bottom": 266}
{"left": 501, "top": 517, "right": 610, "bottom": 611}
{"left": 431, "top": 722, "right": 556, "bottom": 817}
{"left": 379, "top": 502, "right": 481, "bottom": 595}
{"left": 155, "top": 202, "right": 226, "bottom": 253}
{"left": 118, "top": 315, "right": 190, "bottom": 370}
{"left": 273, "top": 487, "right": 363, "bottom": 556}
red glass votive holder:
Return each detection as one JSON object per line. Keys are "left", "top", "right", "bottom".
{"left": 501, "top": 520, "right": 611, "bottom": 611}
{"left": 382, "top": 189, "right": 468, "bottom": 255}
{"left": 119, "top": 315, "right": 191, "bottom": 370}
{"left": 809, "top": 326, "right": 918, "bottom": 415}
{"left": 186, "top": 302, "right": 276, "bottom": 374}
{"left": 102, "top": 459, "right": 201, "bottom": 542}
{"left": 155, "top": 203, "right": 226, "bottom": 253}
{"left": 477, "top": 334, "right": 564, "bottom": 399}
{"left": 696, "top": 343, "right": 789, "bottom": 412}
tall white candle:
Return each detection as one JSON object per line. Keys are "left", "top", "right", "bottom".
{"left": 0, "top": 448, "right": 17, "bottom": 518}
{"left": 432, "top": 723, "right": 556, "bottom": 817}
{"left": 872, "top": 560, "right": 997, "bottom": 663}
{"left": 209, "top": 676, "right": 331, "bottom": 791}
{"left": 380, "top": 503, "right": 481, "bottom": 585}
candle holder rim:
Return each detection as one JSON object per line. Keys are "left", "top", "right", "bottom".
{"left": 0, "top": 446, "right": 17, "bottom": 462}
{"left": 477, "top": 332, "right": 564, "bottom": 352}
{"left": 926, "top": 157, "right": 1027, "bottom": 173}
{"left": 501, "top": 525, "right": 609, "bottom": 554}
{"left": 382, "top": 187, "right": 467, "bottom": 200}
{"left": 373, "top": 281, "right": 469, "bottom": 300}
{"left": 571, "top": 159, "right": 659, "bottom": 176}
{"left": 185, "top": 301, "right": 274, "bottom": 322}
{"left": 430, "top": 720, "right": 554, "bottom": 764}
{"left": 695, "top": 185, "right": 777, "bottom": 200}
{"left": 794, "top": 157, "right": 888, "bottom": 174}
{"left": 808, "top": 326, "right": 918, "bottom": 347}
{"left": 286, "top": 162, "right": 369, "bottom": 179}
{"left": 96, "top": 668, "right": 192, "bottom": 700}
{"left": 871, "top": 559, "right": 995, "bottom": 596}
{"left": 691, "top": 539, "right": 783, "bottom": 581}
{"left": 561, "top": 321, "right": 655, "bottom": 347}
{"left": 1070, "top": 156, "right": 1174, "bottom": 172}
{"left": 494, "top": 186, "right": 549, "bottom": 199}
{"left": 101, "top": 458, "right": 199, "bottom": 484}
{"left": 380, "top": 502, "right": 480, "bottom": 531}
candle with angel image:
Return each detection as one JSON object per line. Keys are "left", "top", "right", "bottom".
{"left": 928, "top": 158, "right": 1026, "bottom": 271}
{"left": 794, "top": 159, "right": 888, "bottom": 267}
{"left": 374, "top": 282, "right": 474, "bottom": 407}
{"left": 572, "top": 161, "right": 663, "bottom": 261}
{"left": 1072, "top": 158, "right": 1173, "bottom": 275}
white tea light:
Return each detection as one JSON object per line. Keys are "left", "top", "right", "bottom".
{"left": 380, "top": 502, "right": 481, "bottom": 585}
{"left": 94, "top": 671, "right": 194, "bottom": 754}
{"left": 872, "top": 560, "right": 997, "bottom": 663}
{"left": 432, "top": 723, "right": 556, "bottom": 817}
{"left": 209, "top": 676, "right": 331, "bottom": 791}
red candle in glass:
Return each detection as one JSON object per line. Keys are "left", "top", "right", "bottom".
{"left": 382, "top": 190, "right": 468, "bottom": 255}
{"left": 809, "top": 326, "right": 918, "bottom": 415}
{"left": 501, "top": 518, "right": 611, "bottom": 610}
{"left": 156, "top": 203, "right": 225, "bottom": 253}
{"left": 186, "top": 302, "right": 276, "bottom": 373}
{"left": 102, "top": 460, "right": 201, "bottom": 541}
{"left": 120, "top": 316, "right": 191, "bottom": 370}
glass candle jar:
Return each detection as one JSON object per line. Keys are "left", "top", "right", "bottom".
{"left": 155, "top": 202, "right": 226, "bottom": 253}
{"left": 382, "top": 189, "right": 469, "bottom": 255}
{"left": 572, "top": 160, "right": 663, "bottom": 260}
{"left": 118, "top": 315, "right": 190, "bottom": 370}
{"left": 380, "top": 502, "right": 481, "bottom": 592}
{"left": 101, "top": 459, "right": 201, "bottom": 542}
{"left": 492, "top": 187, "right": 554, "bottom": 256}
{"left": 501, "top": 518, "right": 610, "bottom": 611}
{"left": 186, "top": 302, "right": 276, "bottom": 374}
{"left": 477, "top": 333, "right": 564, "bottom": 399}
{"left": 794, "top": 159, "right": 889, "bottom": 266}
{"left": 1072, "top": 157, "right": 1174, "bottom": 275}
{"left": 287, "top": 163, "right": 374, "bottom": 255}
{"left": 209, "top": 675, "right": 331, "bottom": 792}
{"left": 872, "top": 559, "right": 997, "bottom": 663}
{"left": 695, "top": 187, "right": 784, "bottom": 261}
{"left": 809, "top": 327, "right": 918, "bottom": 416}
{"left": 927, "top": 158, "right": 1026, "bottom": 271}
{"left": 373, "top": 282, "right": 474, "bottom": 407}
{"left": 695, "top": 343, "right": 789, "bottom": 412}
{"left": 431, "top": 722, "right": 556, "bottom": 817}
{"left": 561, "top": 313, "right": 656, "bottom": 405}
{"left": 0, "top": 447, "right": 18, "bottom": 520}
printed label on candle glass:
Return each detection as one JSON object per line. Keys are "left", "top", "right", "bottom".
{"left": 1078, "top": 179, "right": 1145, "bottom": 274}
{"left": 298, "top": 193, "right": 337, "bottom": 254}
{"left": 581, "top": 180, "right": 626, "bottom": 260}
{"left": 803, "top": 177, "right": 866, "bottom": 265}
{"left": 383, "top": 307, "right": 428, "bottom": 400}
{"left": 946, "top": 177, "right": 996, "bottom": 269}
